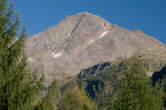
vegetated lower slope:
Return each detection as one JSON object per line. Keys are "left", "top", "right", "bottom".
{"left": 62, "top": 49, "right": 166, "bottom": 109}
{"left": 25, "top": 12, "right": 165, "bottom": 80}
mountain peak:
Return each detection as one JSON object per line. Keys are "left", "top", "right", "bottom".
{"left": 25, "top": 12, "right": 165, "bottom": 79}
{"left": 75, "top": 12, "right": 107, "bottom": 22}
{"left": 77, "top": 11, "right": 92, "bottom": 15}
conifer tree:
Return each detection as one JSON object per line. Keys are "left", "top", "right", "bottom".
{"left": 106, "top": 56, "right": 163, "bottom": 110}
{"left": 0, "top": 0, "right": 42, "bottom": 109}
{"left": 58, "top": 88, "right": 97, "bottom": 110}
{"left": 35, "top": 80, "right": 58, "bottom": 110}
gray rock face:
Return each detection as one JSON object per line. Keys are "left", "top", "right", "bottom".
{"left": 25, "top": 12, "right": 165, "bottom": 79}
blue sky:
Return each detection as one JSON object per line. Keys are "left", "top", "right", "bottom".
{"left": 14, "top": 0, "right": 166, "bottom": 44}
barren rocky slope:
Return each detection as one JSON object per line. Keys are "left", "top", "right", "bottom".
{"left": 25, "top": 12, "right": 165, "bottom": 79}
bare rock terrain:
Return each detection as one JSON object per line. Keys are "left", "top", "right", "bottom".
{"left": 25, "top": 12, "right": 165, "bottom": 79}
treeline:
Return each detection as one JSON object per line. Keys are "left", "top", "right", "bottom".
{"left": 76, "top": 56, "right": 166, "bottom": 110}
{"left": 0, "top": 0, "right": 166, "bottom": 110}
{"left": 104, "top": 57, "right": 164, "bottom": 110}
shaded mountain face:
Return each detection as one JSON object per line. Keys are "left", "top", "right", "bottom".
{"left": 67, "top": 53, "right": 166, "bottom": 108}
{"left": 25, "top": 12, "right": 165, "bottom": 79}
{"left": 62, "top": 54, "right": 166, "bottom": 109}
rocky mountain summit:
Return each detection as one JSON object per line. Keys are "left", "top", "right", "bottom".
{"left": 25, "top": 12, "right": 165, "bottom": 79}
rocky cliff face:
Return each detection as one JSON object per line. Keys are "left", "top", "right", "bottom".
{"left": 25, "top": 12, "right": 165, "bottom": 79}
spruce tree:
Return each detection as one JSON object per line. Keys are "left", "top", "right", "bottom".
{"left": 0, "top": 0, "right": 42, "bottom": 109}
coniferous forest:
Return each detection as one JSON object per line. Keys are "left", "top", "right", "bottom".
{"left": 0, "top": 0, "right": 166, "bottom": 110}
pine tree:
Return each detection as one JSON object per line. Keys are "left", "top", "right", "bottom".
{"left": 0, "top": 0, "right": 42, "bottom": 109}
{"left": 58, "top": 88, "right": 98, "bottom": 110}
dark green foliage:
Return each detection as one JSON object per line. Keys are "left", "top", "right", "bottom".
{"left": 35, "top": 80, "right": 59, "bottom": 110}
{"left": 76, "top": 56, "right": 165, "bottom": 110}
{"left": 58, "top": 88, "right": 97, "bottom": 110}
{"left": 0, "top": 1, "right": 42, "bottom": 109}
{"left": 106, "top": 56, "right": 163, "bottom": 110}
{"left": 77, "top": 62, "right": 122, "bottom": 109}
{"left": 152, "top": 66, "right": 166, "bottom": 85}
{"left": 152, "top": 66, "right": 166, "bottom": 108}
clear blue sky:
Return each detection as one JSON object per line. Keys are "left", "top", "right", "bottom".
{"left": 14, "top": 0, "right": 166, "bottom": 44}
